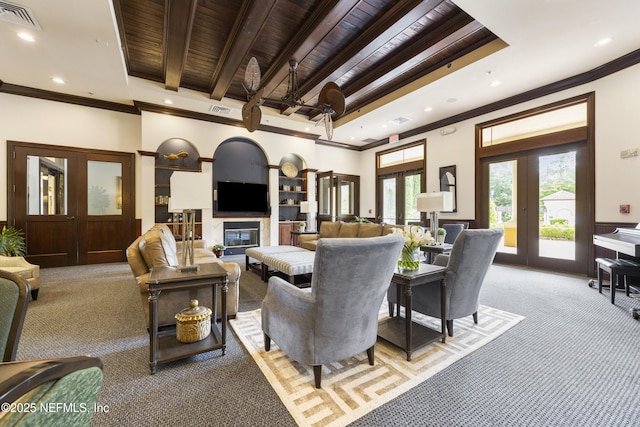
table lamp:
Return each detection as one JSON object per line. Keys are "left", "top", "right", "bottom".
{"left": 170, "top": 171, "right": 212, "bottom": 272}
{"left": 299, "top": 201, "right": 317, "bottom": 231}
{"left": 417, "top": 192, "right": 453, "bottom": 241}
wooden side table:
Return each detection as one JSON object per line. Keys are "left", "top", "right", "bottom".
{"left": 420, "top": 243, "right": 453, "bottom": 264}
{"left": 378, "top": 263, "right": 447, "bottom": 361}
{"left": 146, "top": 263, "right": 229, "bottom": 374}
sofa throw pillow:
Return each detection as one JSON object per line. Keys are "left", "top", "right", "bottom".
{"left": 138, "top": 231, "right": 170, "bottom": 268}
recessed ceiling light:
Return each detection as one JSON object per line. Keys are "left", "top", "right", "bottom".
{"left": 51, "top": 77, "right": 65, "bottom": 84}
{"left": 382, "top": 124, "right": 388, "bottom": 128}
{"left": 164, "top": 99, "right": 173, "bottom": 105}
{"left": 489, "top": 81, "right": 502, "bottom": 87}
{"left": 594, "top": 38, "right": 612, "bottom": 47}
{"left": 304, "top": 127, "right": 310, "bottom": 131}
{"left": 424, "top": 107, "right": 433, "bottom": 112}
{"left": 17, "top": 32, "right": 34, "bottom": 42}
{"left": 350, "top": 136, "right": 355, "bottom": 140}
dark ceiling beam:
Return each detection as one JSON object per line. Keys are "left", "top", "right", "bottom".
{"left": 260, "top": 0, "right": 359, "bottom": 98}
{"left": 335, "top": 21, "right": 485, "bottom": 120}
{"left": 280, "top": 0, "right": 440, "bottom": 115}
{"left": 163, "top": 0, "right": 198, "bottom": 91}
{"left": 308, "top": 14, "right": 480, "bottom": 121}
{"left": 209, "top": 0, "right": 278, "bottom": 100}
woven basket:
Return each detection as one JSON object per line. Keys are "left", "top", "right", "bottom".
{"left": 175, "top": 300, "right": 211, "bottom": 343}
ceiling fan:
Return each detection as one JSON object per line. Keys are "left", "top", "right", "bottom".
{"left": 241, "top": 57, "right": 345, "bottom": 140}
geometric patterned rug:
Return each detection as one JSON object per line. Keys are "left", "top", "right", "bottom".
{"left": 230, "top": 302, "right": 525, "bottom": 427}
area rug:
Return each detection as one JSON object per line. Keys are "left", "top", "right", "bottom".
{"left": 230, "top": 303, "right": 525, "bottom": 427}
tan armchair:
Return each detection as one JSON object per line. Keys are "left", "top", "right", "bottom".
{"left": 126, "top": 224, "right": 240, "bottom": 327}
{"left": 0, "top": 256, "right": 39, "bottom": 301}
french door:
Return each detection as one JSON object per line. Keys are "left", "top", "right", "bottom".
{"left": 480, "top": 143, "right": 589, "bottom": 273}
{"left": 9, "top": 142, "right": 135, "bottom": 268}
{"left": 317, "top": 171, "right": 360, "bottom": 225}
{"left": 378, "top": 170, "right": 423, "bottom": 225}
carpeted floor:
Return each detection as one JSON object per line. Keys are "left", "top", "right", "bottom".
{"left": 14, "top": 256, "right": 640, "bottom": 426}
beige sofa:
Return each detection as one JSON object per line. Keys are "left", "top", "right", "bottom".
{"left": 0, "top": 255, "right": 40, "bottom": 300}
{"left": 298, "top": 221, "right": 402, "bottom": 251}
{"left": 126, "top": 224, "right": 240, "bottom": 327}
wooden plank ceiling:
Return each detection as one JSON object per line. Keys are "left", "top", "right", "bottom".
{"left": 113, "top": 0, "right": 501, "bottom": 126}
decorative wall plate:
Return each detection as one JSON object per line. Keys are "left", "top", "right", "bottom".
{"left": 281, "top": 162, "right": 298, "bottom": 177}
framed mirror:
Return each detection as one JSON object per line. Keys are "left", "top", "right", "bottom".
{"left": 439, "top": 165, "right": 457, "bottom": 212}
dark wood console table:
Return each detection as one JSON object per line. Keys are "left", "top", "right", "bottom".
{"left": 378, "top": 263, "right": 447, "bottom": 361}
{"left": 146, "top": 263, "right": 229, "bottom": 374}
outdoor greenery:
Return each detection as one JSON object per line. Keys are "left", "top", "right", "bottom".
{"left": 540, "top": 224, "right": 575, "bottom": 240}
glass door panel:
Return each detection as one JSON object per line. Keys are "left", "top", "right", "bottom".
{"left": 318, "top": 174, "right": 332, "bottom": 217}
{"left": 87, "top": 161, "right": 122, "bottom": 215}
{"left": 538, "top": 152, "right": 576, "bottom": 260}
{"left": 489, "top": 160, "right": 517, "bottom": 255}
{"left": 27, "top": 155, "right": 68, "bottom": 215}
{"left": 404, "top": 173, "right": 421, "bottom": 224}
{"left": 381, "top": 177, "right": 396, "bottom": 224}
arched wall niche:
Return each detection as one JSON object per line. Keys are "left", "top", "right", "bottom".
{"left": 213, "top": 137, "right": 268, "bottom": 184}
{"left": 156, "top": 138, "right": 201, "bottom": 169}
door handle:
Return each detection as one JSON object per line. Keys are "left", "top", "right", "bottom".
{"left": 67, "top": 216, "right": 76, "bottom": 220}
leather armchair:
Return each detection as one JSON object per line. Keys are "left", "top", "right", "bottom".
{"left": 262, "top": 234, "right": 404, "bottom": 388}
{"left": 126, "top": 224, "right": 240, "bottom": 327}
{"left": 388, "top": 228, "right": 503, "bottom": 336}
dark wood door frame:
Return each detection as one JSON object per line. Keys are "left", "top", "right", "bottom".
{"left": 475, "top": 92, "right": 596, "bottom": 275}
{"left": 7, "top": 141, "right": 136, "bottom": 267}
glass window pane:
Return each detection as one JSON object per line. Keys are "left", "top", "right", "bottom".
{"left": 87, "top": 161, "right": 122, "bottom": 215}
{"left": 489, "top": 160, "right": 517, "bottom": 254}
{"left": 482, "top": 103, "right": 587, "bottom": 147}
{"left": 27, "top": 155, "right": 67, "bottom": 215}
{"left": 318, "top": 176, "right": 331, "bottom": 215}
{"left": 539, "top": 152, "right": 576, "bottom": 260}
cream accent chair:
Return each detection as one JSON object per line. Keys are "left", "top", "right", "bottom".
{"left": 0, "top": 256, "right": 40, "bottom": 301}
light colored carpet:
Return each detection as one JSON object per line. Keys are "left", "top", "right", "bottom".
{"left": 230, "top": 302, "right": 525, "bottom": 427}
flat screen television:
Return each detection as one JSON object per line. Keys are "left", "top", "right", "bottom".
{"left": 217, "top": 181, "right": 269, "bottom": 213}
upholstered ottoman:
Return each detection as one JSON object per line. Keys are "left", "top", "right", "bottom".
{"left": 261, "top": 250, "right": 316, "bottom": 285}
{"left": 0, "top": 255, "right": 40, "bottom": 300}
{"left": 245, "top": 246, "right": 308, "bottom": 280}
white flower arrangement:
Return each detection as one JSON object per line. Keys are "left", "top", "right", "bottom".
{"left": 391, "top": 225, "right": 435, "bottom": 250}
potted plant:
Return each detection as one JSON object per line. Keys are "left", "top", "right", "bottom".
{"left": 437, "top": 227, "right": 446, "bottom": 244}
{"left": 211, "top": 244, "right": 225, "bottom": 257}
{"left": 299, "top": 221, "right": 306, "bottom": 231}
{"left": 0, "top": 226, "right": 26, "bottom": 256}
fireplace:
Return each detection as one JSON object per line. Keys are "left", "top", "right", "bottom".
{"left": 223, "top": 221, "right": 260, "bottom": 255}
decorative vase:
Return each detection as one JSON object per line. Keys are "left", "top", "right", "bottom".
{"left": 398, "top": 245, "right": 420, "bottom": 271}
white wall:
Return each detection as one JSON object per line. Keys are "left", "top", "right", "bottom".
{"left": 3, "top": 62, "right": 640, "bottom": 236}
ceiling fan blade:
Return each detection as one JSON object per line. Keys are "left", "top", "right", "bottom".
{"left": 318, "top": 81, "right": 346, "bottom": 117}
{"left": 242, "top": 87, "right": 264, "bottom": 132}
{"left": 243, "top": 57, "right": 261, "bottom": 94}
{"left": 325, "top": 113, "right": 333, "bottom": 141}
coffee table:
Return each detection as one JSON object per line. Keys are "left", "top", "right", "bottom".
{"left": 146, "top": 263, "right": 229, "bottom": 374}
{"left": 378, "top": 263, "right": 447, "bottom": 361}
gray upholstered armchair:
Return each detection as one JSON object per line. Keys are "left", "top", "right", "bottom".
{"left": 262, "top": 234, "right": 404, "bottom": 388}
{"left": 388, "top": 228, "right": 503, "bottom": 337}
